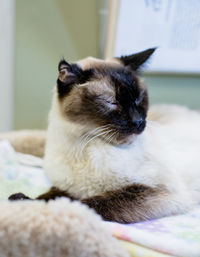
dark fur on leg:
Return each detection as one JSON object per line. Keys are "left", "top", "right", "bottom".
{"left": 8, "top": 187, "right": 76, "bottom": 202}
{"left": 9, "top": 184, "right": 169, "bottom": 224}
{"left": 81, "top": 184, "right": 168, "bottom": 223}
{"left": 36, "top": 187, "right": 76, "bottom": 201}
{"left": 9, "top": 193, "right": 32, "bottom": 201}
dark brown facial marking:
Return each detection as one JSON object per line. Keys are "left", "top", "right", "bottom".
{"left": 57, "top": 49, "right": 156, "bottom": 144}
{"left": 62, "top": 65, "right": 148, "bottom": 141}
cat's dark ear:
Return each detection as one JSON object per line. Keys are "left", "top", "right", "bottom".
{"left": 118, "top": 48, "right": 156, "bottom": 71}
{"left": 58, "top": 59, "right": 82, "bottom": 85}
{"left": 57, "top": 59, "right": 82, "bottom": 98}
{"left": 57, "top": 59, "right": 94, "bottom": 98}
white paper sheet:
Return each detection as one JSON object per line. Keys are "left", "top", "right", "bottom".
{"left": 114, "top": 0, "right": 200, "bottom": 73}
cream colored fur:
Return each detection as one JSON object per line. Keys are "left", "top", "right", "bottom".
{"left": 0, "top": 130, "right": 46, "bottom": 157}
{"left": 0, "top": 198, "right": 129, "bottom": 257}
{"left": 44, "top": 95, "right": 200, "bottom": 216}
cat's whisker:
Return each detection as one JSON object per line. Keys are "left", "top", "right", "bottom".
{"left": 79, "top": 129, "right": 113, "bottom": 157}
{"left": 103, "top": 130, "right": 117, "bottom": 145}
{"left": 79, "top": 130, "right": 110, "bottom": 155}
{"left": 111, "top": 131, "right": 119, "bottom": 145}
{"left": 82, "top": 129, "right": 113, "bottom": 149}
{"left": 112, "top": 131, "right": 119, "bottom": 144}
{"left": 146, "top": 120, "right": 162, "bottom": 128}
{"left": 110, "top": 131, "right": 119, "bottom": 144}
{"left": 80, "top": 124, "right": 112, "bottom": 143}
{"left": 79, "top": 127, "right": 108, "bottom": 149}
{"left": 79, "top": 124, "right": 115, "bottom": 150}
{"left": 147, "top": 120, "right": 157, "bottom": 124}
{"left": 76, "top": 128, "right": 108, "bottom": 160}
{"left": 76, "top": 127, "right": 109, "bottom": 159}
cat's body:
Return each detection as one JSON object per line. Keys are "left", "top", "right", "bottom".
{"left": 45, "top": 100, "right": 200, "bottom": 211}
{"left": 9, "top": 49, "right": 200, "bottom": 223}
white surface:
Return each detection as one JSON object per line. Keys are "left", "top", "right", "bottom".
{"left": 0, "top": 0, "right": 15, "bottom": 131}
{"left": 115, "top": 0, "right": 200, "bottom": 73}
{"left": 0, "top": 140, "right": 51, "bottom": 200}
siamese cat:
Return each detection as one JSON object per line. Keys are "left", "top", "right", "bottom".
{"left": 9, "top": 48, "right": 200, "bottom": 224}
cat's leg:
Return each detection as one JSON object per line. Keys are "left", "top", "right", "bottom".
{"left": 9, "top": 187, "right": 76, "bottom": 201}
{"left": 81, "top": 184, "right": 185, "bottom": 224}
{"left": 36, "top": 187, "right": 76, "bottom": 201}
{"left": 8, "top": 193, "right": 31, "bottom": 201}
{"left": 9, "top": 184, "right": 187, "bottom": 224}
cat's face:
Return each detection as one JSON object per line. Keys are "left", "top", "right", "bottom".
{"left": 56, "top": 48, "right": 155, "bottom": 145}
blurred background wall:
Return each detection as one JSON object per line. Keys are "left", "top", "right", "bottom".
{"left": 3, "top": 0, "right": 200, "bottom": 130}
{"left": 15, "top": 0, "right": 99, "bottom": 129}
{"left": 0, "top": 0, "right": 14, "bottom": 131}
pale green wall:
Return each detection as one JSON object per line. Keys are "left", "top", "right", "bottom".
{"left": 14, "top": 0, "right": 98, "bottom": 129}
{"left": 145, "top": 74, "right": 200, "bottom": 109}
{"left": 14, "top": 1, "right": 200, "bottom": 129}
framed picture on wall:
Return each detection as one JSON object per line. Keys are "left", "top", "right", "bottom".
{"left": 105, "top": 0, "right": 200, "bottom": 74}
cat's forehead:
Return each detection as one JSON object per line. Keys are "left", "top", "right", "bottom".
{"left": 77, "top": 56, "right": 122, "bottom": 70}
{"left": 73, "top": 56, "right": 144, "bottom": 99}
{"left": 76, "top": 56, "right": 139, "bottom": 88}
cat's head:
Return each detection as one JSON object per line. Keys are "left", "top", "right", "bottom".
{"left": 55, "top": 48, "right": 155, "bottom": 145}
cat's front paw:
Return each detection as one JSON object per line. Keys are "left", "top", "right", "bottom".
{"left": 8, "top": 193, "right": 31, "bottom": 201}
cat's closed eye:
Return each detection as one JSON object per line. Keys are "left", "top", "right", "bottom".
{"left": 96, "top": 95, "right": 118, "bottom": 108}
{"left": 106, "top": 100, "right": 118, "bottom": 105}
